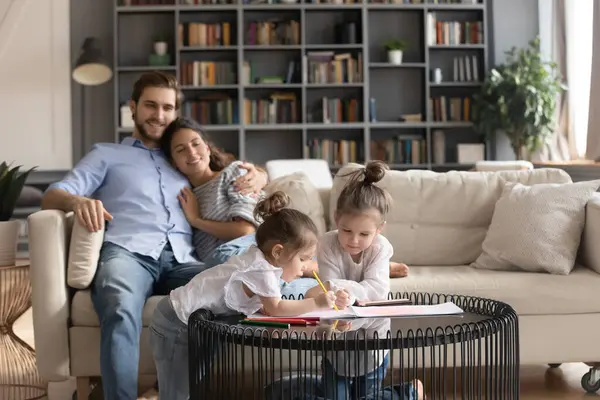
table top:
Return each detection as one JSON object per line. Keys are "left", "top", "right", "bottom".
{"left": 189, "top": 293, "right": 517, "bottom": 350}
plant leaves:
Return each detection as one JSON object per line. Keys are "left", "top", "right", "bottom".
{"left": 470, "top": 34, "right": 566, "bottom": 154}
{"left": 0, "top": 164, "right": 37, "bottom": 221}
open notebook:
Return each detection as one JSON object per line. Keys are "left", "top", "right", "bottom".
{"left": 247, "top": 302, "right": 464, "bottom": 320}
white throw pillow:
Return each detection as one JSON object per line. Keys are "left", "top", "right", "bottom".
{"left": 471, "top": 179, "right": 600, "bottom": 275}
{"left": 67, "top": 221, "right": 104, "bottom": 289}
{"left": 263, "top": 172, "right": 327, "bottom": 236}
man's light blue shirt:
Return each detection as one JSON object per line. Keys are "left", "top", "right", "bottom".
{"left": 47, "top": 137, "right": 198, "bottom": 264}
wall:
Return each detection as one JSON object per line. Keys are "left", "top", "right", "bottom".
{"left": 490, "top": 0, "right": 540, "bottom": 160}
{"left": 0, "top": 0, "right": 72, "bottom": 171}
{"left": 70, "top": 0, "right": 114, "bottom": 163}
{"left": 68, "top": 0, "right": 540, "bottom": 164}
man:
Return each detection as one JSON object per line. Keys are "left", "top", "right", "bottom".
{"left": 42, "top": 71, "right": 267, "bottom": 400}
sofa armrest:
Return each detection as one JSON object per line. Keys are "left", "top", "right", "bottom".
{"left": 28, "top": 210, "right": 73, "bottom": 380}
{"left": 581, "top": 193, "right": 600, "bottom": 274}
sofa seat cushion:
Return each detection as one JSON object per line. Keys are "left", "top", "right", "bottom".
{"left": 389, "top": 265, "right": 600, "bottom": 316}
{"left": 71, "top": 291, "right": 165, "bottom": 327}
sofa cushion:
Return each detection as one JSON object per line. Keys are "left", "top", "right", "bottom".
{"left": 67, "top": 221, "right": 104, "bottom": 289}
{"left": 472, "top": 179, "right": 600, "bottom": 275}
{"left": 389, "top": 265, "right": 600, "bottom": 316}
{"left": 263, "top": 171, "right": 327, "bottom": 236}
{"left": 71, "top": 290, "right": 164, "bottom": 326}
{"left": 329, "top": 164, "right": 572, "bottom": 266}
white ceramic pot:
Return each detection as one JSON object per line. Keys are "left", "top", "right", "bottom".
{"left": 0, "top": 220, "right": 21, "bottom": 267}
{"left": 388, "top": 50, "right": 403, "bottom": 65}
{"left": 154, "top": 41, "right": 168, "bottom": 56}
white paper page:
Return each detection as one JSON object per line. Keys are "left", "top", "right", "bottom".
{"left": 352, "top": 302, "right": 464, "bottom": 318}
{"left": 246, "top": 308, "right": 356, "bottom": 319}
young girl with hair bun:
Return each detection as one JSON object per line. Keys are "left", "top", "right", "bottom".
{"left": 149, "top": 191, "right": 343, "bottom": 400}
{"left": 310, "top": 160, "right": 424, "bottom": 400}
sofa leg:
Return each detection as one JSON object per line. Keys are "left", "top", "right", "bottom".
{"left": 76, "top": 377, "right": 90, "bottom": 400}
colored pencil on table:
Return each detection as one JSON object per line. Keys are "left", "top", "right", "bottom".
{"left": 313, "top": 271, "right": 340, "bottom": 312}
{"left": 240, "top": 320, "right": 291, "bottom": 329}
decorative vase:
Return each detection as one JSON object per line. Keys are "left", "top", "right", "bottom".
{"left": 0, "top": 220, "right": 21, "bottom": 267}
{"left": 154, "top": 41, "right": 168, "bottom": 56}
{"left": 388, "top": 50, "right": 403, "bottom": 65}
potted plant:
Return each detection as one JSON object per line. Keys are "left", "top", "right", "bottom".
{"left": 384, "top": 39, "right": 408, "bottom": 65}
{"left": 471, "top": 36, "right": 567, "bottom": 160}
{"left": 153, "top": 35, "right": 168, "bottom": 56}
{"left": 0, "top": 162, "right": 36, "bottom": 266}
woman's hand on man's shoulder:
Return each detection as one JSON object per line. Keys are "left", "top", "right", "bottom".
{"left": 233, "top": 161, "right": 268, "bottom": 195}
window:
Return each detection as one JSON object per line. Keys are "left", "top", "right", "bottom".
{"left": 565, "top": 0, "right": 594, "bottom": 158}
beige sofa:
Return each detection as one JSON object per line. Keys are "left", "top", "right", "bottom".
{"left": 28, "top": 163, "right": 600, "bottom": 398}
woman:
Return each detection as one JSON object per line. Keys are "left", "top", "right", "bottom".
{"left": 160, "top": 116, "right": 318, "bottom": 298}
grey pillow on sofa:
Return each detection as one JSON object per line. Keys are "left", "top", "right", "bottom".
{"left": 471, "top": 179, "right": 600, "bottom": 275}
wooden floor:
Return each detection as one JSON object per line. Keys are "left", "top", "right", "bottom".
{"left": 34, "top": 362, "right": 600, "bottom": 399}
{"left": 518, "top": 363, "right": 599, "bottom": 399}
{"left": 11, "top": 309, "right": 600, "bottom": 399}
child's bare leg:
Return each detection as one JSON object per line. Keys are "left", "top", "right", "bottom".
{"left": 390, "top": 262, "right": 409, "bottom": 278}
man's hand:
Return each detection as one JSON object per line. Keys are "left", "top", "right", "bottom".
{"left": 74, "top": 198, "right": 113, "bottom": 232}
{"left": 235, "top": 162, "right": 268, "bottom": 195}
{"left": 178, "top": 187, "right": 201, "bottom": 222}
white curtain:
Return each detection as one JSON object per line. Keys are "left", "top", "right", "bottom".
{"left": 534, "top": 0, "right": 593, "bottom": 161}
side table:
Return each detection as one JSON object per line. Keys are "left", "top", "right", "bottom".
{"left": 0, "top": 261, "right": 46, "bottom": 400}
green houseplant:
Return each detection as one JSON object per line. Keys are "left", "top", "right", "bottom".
{"left": 471, "top": 36, "right": 566, "bottom": 159}
{"left": 383, "top": 39, "right": 408, "bottom": 65}
{"left": 0, "top": 162, "right": 36, "bottom": 266}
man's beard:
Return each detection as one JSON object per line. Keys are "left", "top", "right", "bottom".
{"left": 134, "top": 113, "right": 165, "bottom": 145}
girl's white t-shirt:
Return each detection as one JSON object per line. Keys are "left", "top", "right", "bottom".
{"left": 317, "top": 230, "right": 393, "bottom": 304}
{"left": 169, "top": 246, "right": 283, "bottom": 324}
{"left": 317, "top": 231, "right": 394, "bottom": 377}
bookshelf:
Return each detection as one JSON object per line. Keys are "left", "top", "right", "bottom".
{"left": 114, "top": 0, "right": 491, "bottom": 171}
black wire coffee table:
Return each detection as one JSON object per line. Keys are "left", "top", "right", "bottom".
{"left": 188, "top": 292, "right": 520, "bottom": 400}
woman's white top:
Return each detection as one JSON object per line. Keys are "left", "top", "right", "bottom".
{"left": 317, "top": 230, "right": 393, "bottom": 304}
{"left": 169, "top": 245, "right": 283, "bottom": 324}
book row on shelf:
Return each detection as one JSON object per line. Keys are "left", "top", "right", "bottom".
{"left": 127, "top": 94, "right": 472, "bottom": 125}
{"left": 179, "top": 22, "right": 233, "bottom": 47}
{"left": 247, "top": 20, "right": 301, "bottom": 46}
{"left": 427, "top": 14, "right": 484, "bottom": 46}
{"left": 177, "top": 52, "right": 363, "bottom": 86}
{"left": 179, "top": 95, "right": 361, "bottom": 124}
{"left": 306, "top": 136, "right": 427, "bottom": 166}
{"left": 121, "top": 0, "right": 483, "bottom": 6}
{"left": 177, "top": 20, "right": 357, "bottom": 48}
{"left": 429, "top": 96, "right": 471, "bottom": 122}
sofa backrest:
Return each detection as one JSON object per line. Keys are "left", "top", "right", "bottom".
{"left": 328, "top": 164, "right": 572, "bottom": 266}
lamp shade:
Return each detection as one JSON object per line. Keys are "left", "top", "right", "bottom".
{"left": 72, "top": 37, "right": 113, "bottom": 86}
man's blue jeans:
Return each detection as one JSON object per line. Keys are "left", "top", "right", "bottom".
{"left": 91, "top": 241, "right": 209, "bottom": 400}
{"left": 92, "top": 234, "right": 317, "bottom": 399}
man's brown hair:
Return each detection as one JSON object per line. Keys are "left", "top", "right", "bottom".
{"left": 130, "top": 71, "right": 183, "bottom": 109}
